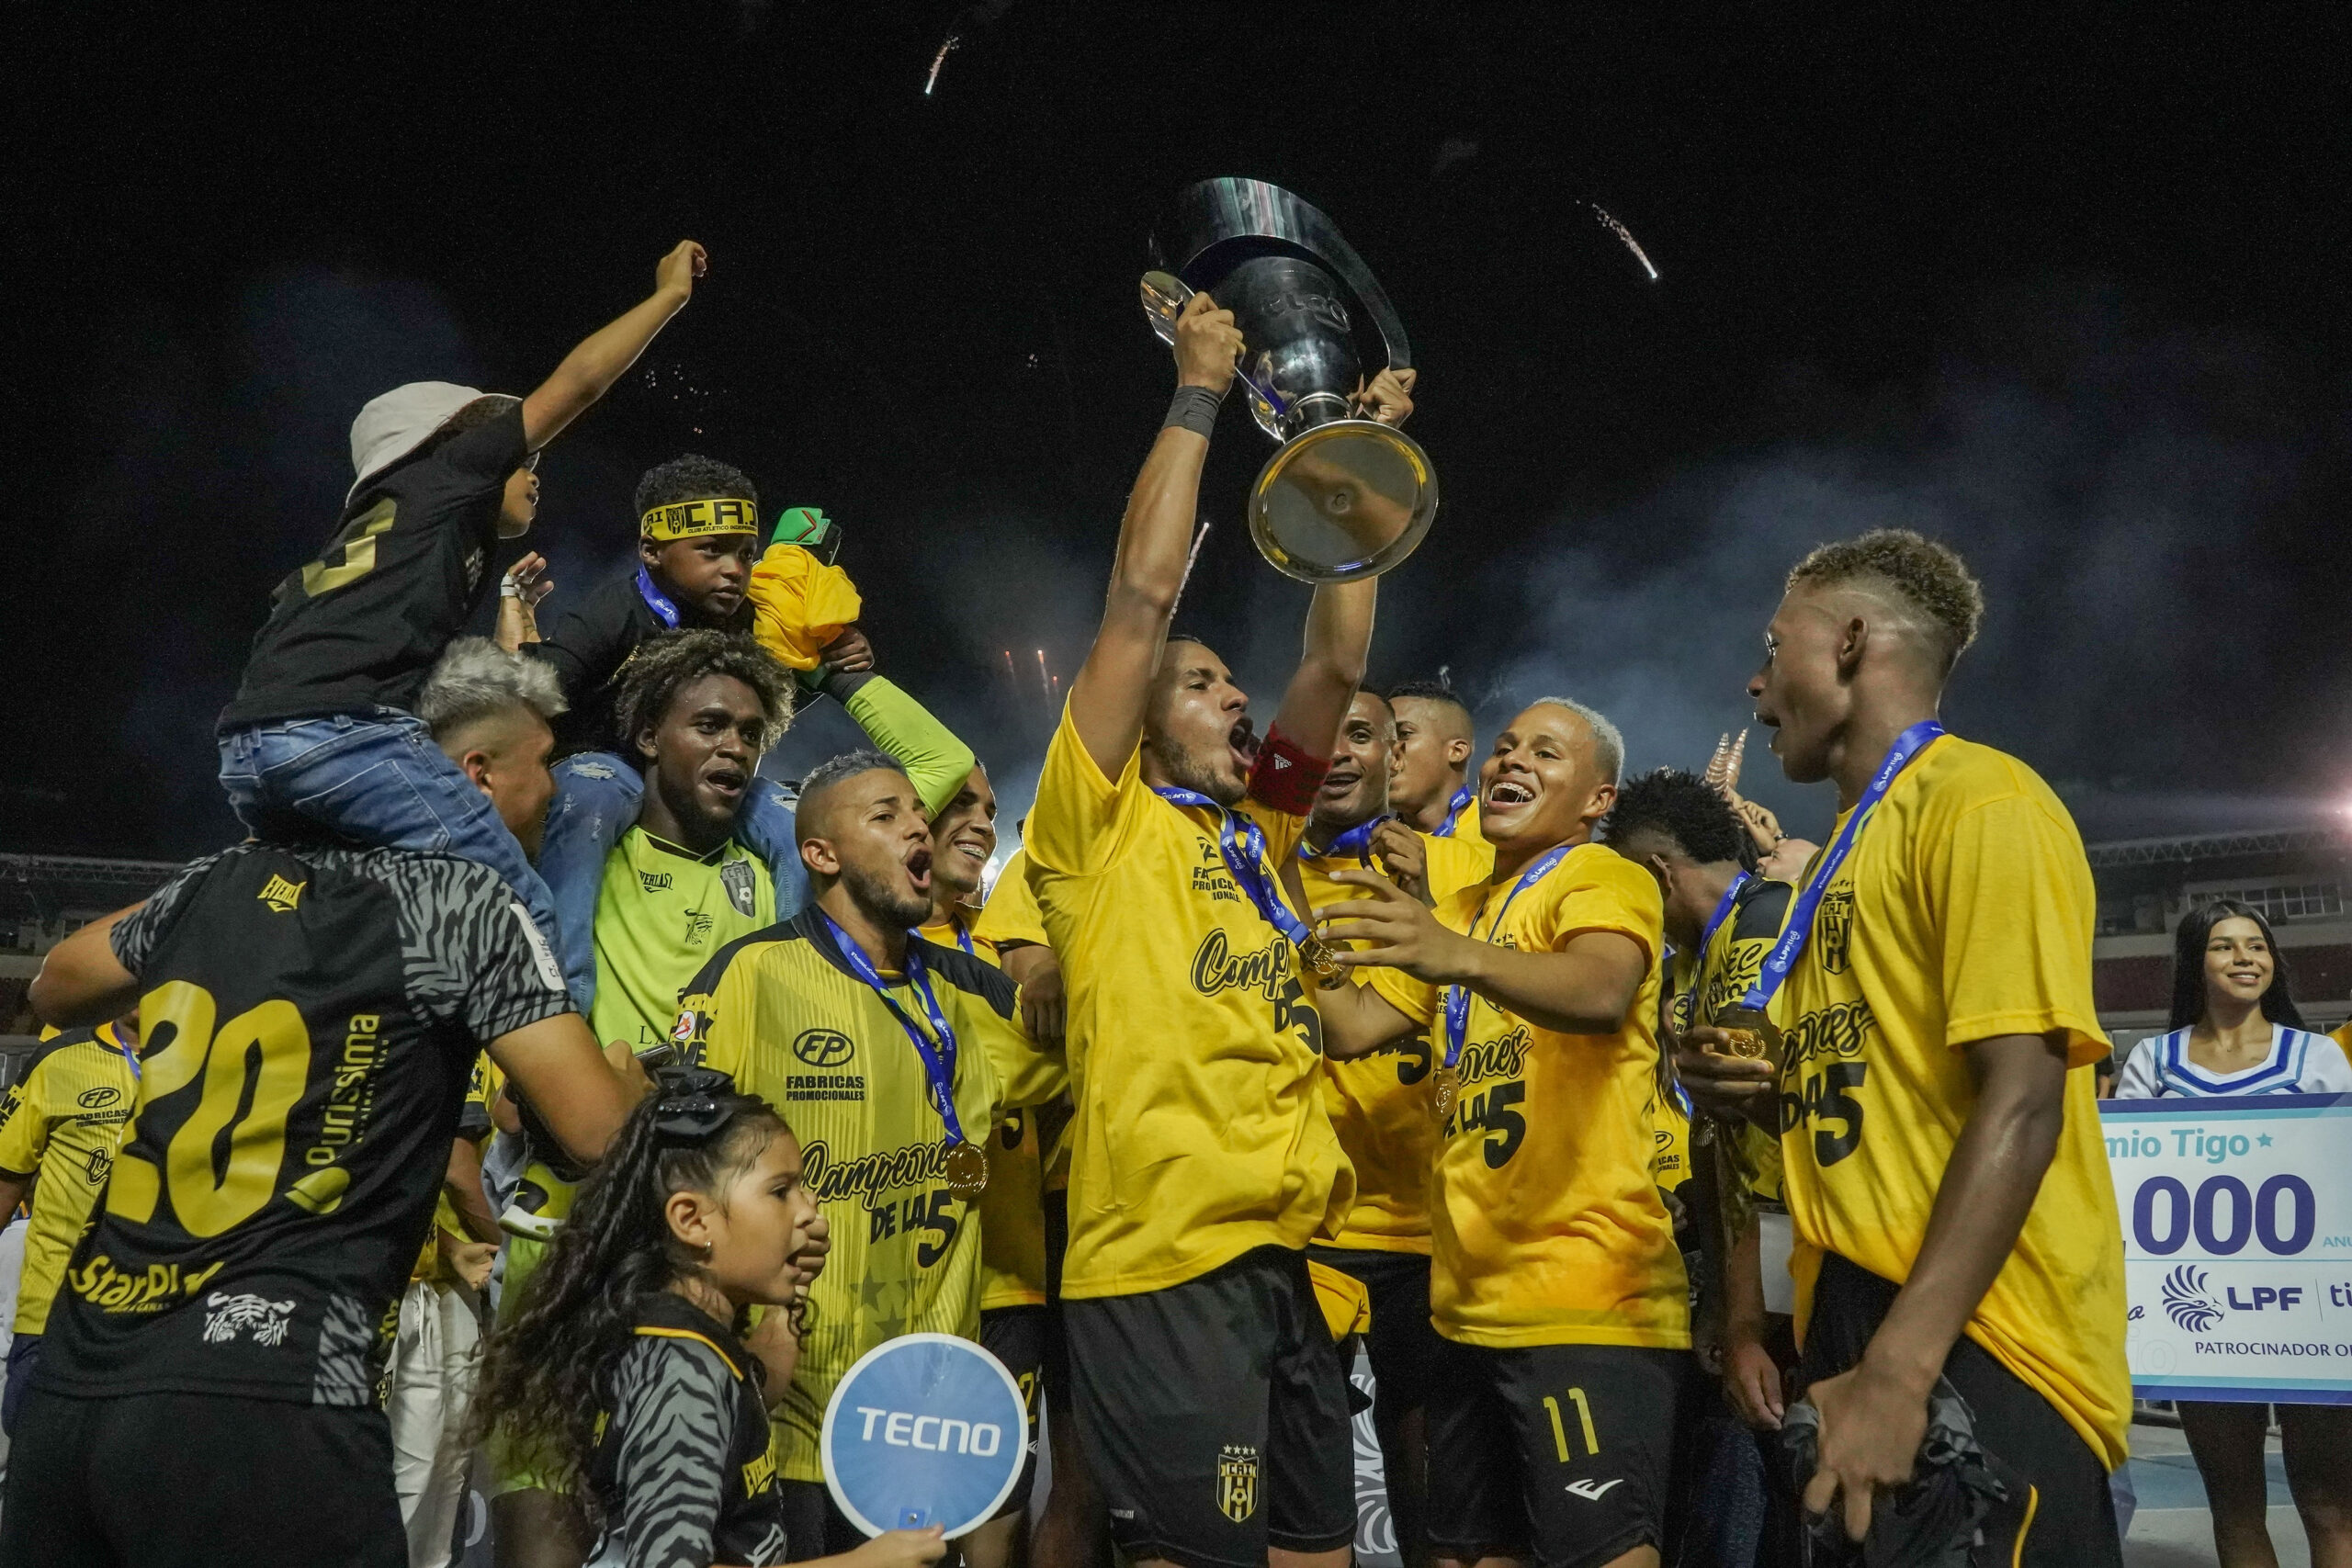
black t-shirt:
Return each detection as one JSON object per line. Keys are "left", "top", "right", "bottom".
{"left": 526, "top": 570, "right": 753, "bottom": 757}
{"left": 38, "top": 840, "right": 572, "bottom": 1404}
{"left": 220, "top": 405, "right": 528, "bottom": 729}
{"left": 591, "top": 1292, "right": 788, "bottom": 1568}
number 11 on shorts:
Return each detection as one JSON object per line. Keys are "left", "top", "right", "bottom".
{"left": 1542, "top": 1388, "right": 1600, "bottom": 1462}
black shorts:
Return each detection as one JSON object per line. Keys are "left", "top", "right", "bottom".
{"left": 1306, "top": 1244, "right": 1440, "bottom": 1419}
{"left": 1065, "top": 1245, "right": 1355, "bottom": 1568}
{"left": 1796, "top": 1253, "right": 2121, "bottom": 1568}
{"left": 0, "top": 1386, "right": 404, "bottom": 1568}
{"left": 1425, "top": 1337, "right": 1693, "bottom": 1568}
{"left": 981, "top": 1303, "right": 1048, "bottom": 1516}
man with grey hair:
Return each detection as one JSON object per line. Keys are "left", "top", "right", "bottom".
{"left": 1311, "top": 697, "right": 1690, "bottom": 1568}
{"left": 383, "top": 637, "right": 570, "bottom": 1568}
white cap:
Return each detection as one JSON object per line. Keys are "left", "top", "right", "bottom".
{"left": 346, "top": 381, "right": 509, "bottom": 497}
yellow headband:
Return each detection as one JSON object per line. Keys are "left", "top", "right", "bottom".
{"left": 641, "top": 497, "right": 761, "bottom": 541}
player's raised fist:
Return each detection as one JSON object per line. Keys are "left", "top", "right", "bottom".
{"left": 657, "top": 241, "right": 708, "bottom": 301}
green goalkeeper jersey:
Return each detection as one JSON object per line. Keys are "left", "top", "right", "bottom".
{"left": 590, "top": 828, "right": 776, "bottom": 1053}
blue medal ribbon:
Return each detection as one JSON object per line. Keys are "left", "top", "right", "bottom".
{"left": 635, "top": 564, "right": 683, "bottom": 629}
{"left": 1432, "top": 784, "right": 1476, "bottom": 840}
{"left": 1153, "top": 788, "right": 1316, "bottom": 953}
{"left": 1736, "top": 719, "right": 1945, "bottom": 1014}
{"left": 820, "top": 911, "right": 970, "bottom": 1146}
{"left": 1442, "top": 843, "right": 1575, "bottom": 1070}
{"left": 102, "top": 1021, "right": 141, "bottom": 1081}
{"left": 1696, "top": 871, "right": 1749, "bottom": 974}
{"left": 1303, "top": 813, "right": 1390, "bottom": 864}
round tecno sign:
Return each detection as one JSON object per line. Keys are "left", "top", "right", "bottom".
{"left": 821, "top": 1333, "right": 1027, "bottom": 1539}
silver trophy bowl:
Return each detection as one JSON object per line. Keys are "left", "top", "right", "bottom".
{"left": 1142, "top": 178, "right": 1438, "bottom": 583}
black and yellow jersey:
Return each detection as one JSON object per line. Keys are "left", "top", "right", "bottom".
{"left": 922, "top": 899, "right": 1049, "bottom": 1314}
{"left": 40, "top": 841, "right": 571, "bottom": 1405}
{"left": 1664, "top": 877, "right": 1794, "bottom": 1211}
{"left": 0, "top": 1024, "right": 140, "bottom": 1336}
{"left": 1025, "top": 704, "right": 1346, "bottom": 1299}
{"left": 1295, "top": 828, "right": 1491, "bottom": 1253}
{"left": 673, "top": 907, "right": 1063, "bottom": 1483}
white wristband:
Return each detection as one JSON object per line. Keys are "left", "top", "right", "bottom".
{"left": 500, "top": 579, "right": 523, "bottom": 600}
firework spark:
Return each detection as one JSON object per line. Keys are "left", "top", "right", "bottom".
{"left": 922, "top": 35, "right": 957, "bottom": 96}
{"left": 1036, "top": 649, "right": 1050, "bottom": 699}
{"left": 1590, "top": 204, "right": 1659, "bottom": 282}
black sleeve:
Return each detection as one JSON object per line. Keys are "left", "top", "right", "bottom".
{"left": 108, "top": 852, "right": 229, "bottom": 978}
{"left": 1731, "top": 880, "right": 1795, "bottom": 943}
{"left": 386, "top": 857, "right": 573, "bottom": 1043}
{"left": 434, "top": 402, "right": 528, "bottom": 486}
{"left": 524, "top": 575, "right": 638, "bottom": 703}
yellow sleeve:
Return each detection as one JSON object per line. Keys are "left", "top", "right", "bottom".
{"left": 1928, "top": 790, "right": 2108, "bottom": 1065}
{"left": 1025, "top": 700, "right": 1149, "bottom": 878}
{"left": 966, "top": 993, "right": 1068, "bottom": 1111}
{"left": 682, "top": 951, "right": 764, "bottom": 1088}
{"left": 0, "top": 1057, "right": 53, "bottom": 1175}
{"left": 1529, "top": 848, "right": 1663, "bottom": 964}
{"left": 1369, "top": 963, "right": 1441, "bottom": 1027}
{"left": 1420, "top": 832, "right": 1495, "bottom": 903}
{"left": 2334, "top": 1021, "right": 2351, "bottom": 1057}
{"left": 1237, "top": 797, "right": 1310, "bottom": 864}
{"left": 973, "top": 850, "right": 1049, "bottom": 948}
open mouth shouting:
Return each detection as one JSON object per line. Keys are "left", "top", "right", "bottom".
{"left": 1228, "top": 716, "right": 1260, "bottom": 778}
{"left": 704, "top": 761, "right": 748, "bottom": 807}
{"left": 904, "top": 842, "right": 933, "bottom": 898}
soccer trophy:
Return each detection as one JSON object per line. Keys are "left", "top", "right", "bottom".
{"left": 1139, "top": 177, "right": 1438, "bottom": 583}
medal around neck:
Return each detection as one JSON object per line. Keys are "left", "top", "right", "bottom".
{"left": 822, "top": 1334, "right": 1029, "bottom": 1539}
{"left": 1141, "top": 177, "right": 1437, "bottom": 583}
{"left": 943, "top": 1140, "right": 989, "bottom": 1197}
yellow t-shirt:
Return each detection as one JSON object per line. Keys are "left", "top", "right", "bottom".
{"left": 675, "top": 909, "right": 1063, "bottom": 1482}
{"left": 1025, "top": 702, "right": 1346, "bottom": 1299}
{"left": 922, "top": 902, "right": 1048, "bottom": 1313}
{"left": 1770, "top": 735, "right": 2128, "bottom": 1469}
{"left": 1432, "top": 789, "right": 1489, "bottom": 853}
{"left": 974, "top": 850, "right": 1074, "bottom": 1201}
{"left": 0, "top": 1024, "right": 139, "bottom": 1336}
{"left": 1668, "top": 879, "right": 1796, "bottom": 1208}
{"left": 1370, "top": 843, "right": 1687, "bottom": 1348}
{"left": 1297, "top": 828, "right": 1493, "bottom": 1252}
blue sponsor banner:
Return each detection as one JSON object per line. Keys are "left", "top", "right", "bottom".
{"left": 821, "top": 1333, "right": 1030, "bottom": 1537}
{"left": 2102, "top": 1093, "right": 2352, "bottom": 1404}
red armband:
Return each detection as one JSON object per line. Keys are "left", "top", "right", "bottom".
{"left": 1245, "top": 725, "right": 1330, "bottom": 817}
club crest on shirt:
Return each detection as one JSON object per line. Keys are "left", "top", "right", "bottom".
{"left": 720, "top": 859, "right": 759, "bottom": 917}
{"left": 1216, "top": 1444, "right": 1260, "bottom": 1523}
{"left": 1816, "top": 886, "right": 1855, "bottom": 975}
{"left": 201, "top": 1290, "right": 296, "bottom": 1348}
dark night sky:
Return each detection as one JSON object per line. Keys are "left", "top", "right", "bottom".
{"left": 7, "top": 3, "right": 2348, "bottom": 860}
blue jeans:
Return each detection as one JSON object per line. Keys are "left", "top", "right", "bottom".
{"left": 536, "top": 750, "right": 806, "bottom": 1005}
{"left": 216, "top": 711, "right": 560, "bottom": 961}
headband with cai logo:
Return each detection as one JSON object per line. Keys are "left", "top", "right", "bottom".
{"left": 640, "top": 497, "right": 762, "bottom": 541}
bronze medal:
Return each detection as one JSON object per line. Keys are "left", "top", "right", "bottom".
{"left": 1430, "top": 1066, "right": 1461, "bottom": 1122}
{"left": 944, "top": 1140, "right": 989, "bottom": 1197}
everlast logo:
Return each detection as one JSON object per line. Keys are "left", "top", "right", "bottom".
{"left": 1191, "top": 929, "right": 1293, "bottom": 1001}
{"left": 794, "top": 1029, "right": 855, "bottom": 1067}
{"left": 801, "top": 1136, "right": 953, "bottom": 1211}
{"left": 1779, "top": 998, "right": 1874, "bottom": 1068}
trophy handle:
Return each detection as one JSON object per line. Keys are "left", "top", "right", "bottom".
{"left": 1163, "top": 179, "right": 1415, "bottom": 372}
{"left": 1138, "top": 270, "right": 1290, "bottom": 428}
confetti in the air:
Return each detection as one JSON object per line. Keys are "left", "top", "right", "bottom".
{"left": 1591, "top": 204, "right": 1659, "bottom": 282}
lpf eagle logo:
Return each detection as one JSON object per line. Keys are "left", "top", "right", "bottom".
{"left": 2163, "top": 1265, "right": 2223, "bottom": 1332}
{"left": 1216, "top": 1444, "right": 1260, "bottom": 1524}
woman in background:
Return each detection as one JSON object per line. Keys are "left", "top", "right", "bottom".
{"left": 2115, "top": 900, "right": 2352, "bottom": 1568}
